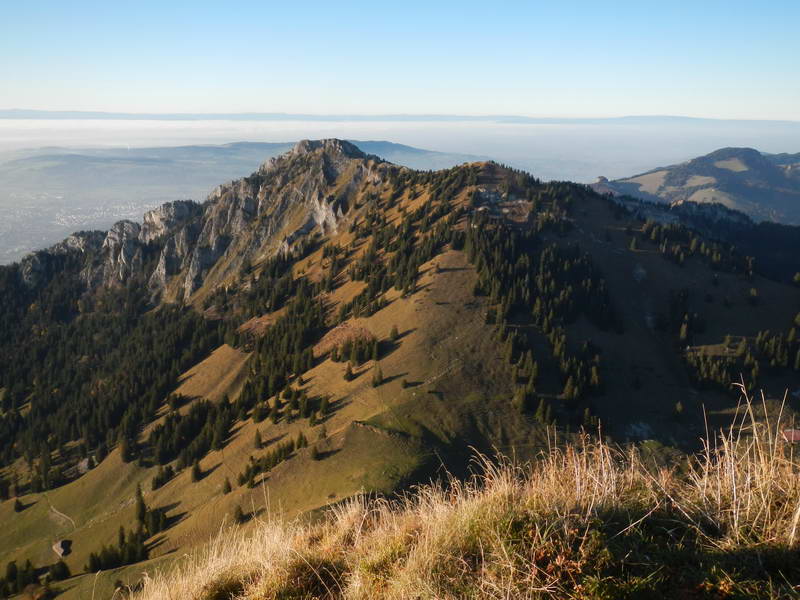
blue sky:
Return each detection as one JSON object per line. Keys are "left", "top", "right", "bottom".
{"left": 2, "top": 0, "right": 798, "bottom": 119}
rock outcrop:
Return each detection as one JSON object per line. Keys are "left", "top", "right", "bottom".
{"left": 175, "top": 139, "right": 384, "bottom": 300}
{"left": 19, "top": 231, "right": 104, "bottom": 288}
{"left": 20, "top": 139, "right": 390, "bottom": 302}
{"left": 139, "top": 200, "right": 202, "bottom": 244}
{"left": 81, "top": 220, "right": 143, "bottom": 288}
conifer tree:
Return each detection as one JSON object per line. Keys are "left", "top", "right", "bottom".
{"left": 674, "top": 401, "right": 684, "bottom": 419}
{"left": 190, "top": 460, "right": 202, "bottom": 482}
{"left": 222, "top": 477, "right": 232, "bottom": 494}
{"left": 269, "top": 400, "right": 279, "bottom": 424}
{"left": 372, "top": 363, "right": 384, "bottom": 387}
{"left": 562, "top": 376, "right": 576, "bottom": 401}
{"left": 254, "top": 430, "right": 262, "bottom": 450}
{"left": 679, "top": 321, "right": 689, "bottom": 343}
{"left": 534, "top": 398, "right": 547, "bottom": 424}
{"left": 135, "top": 484, "right": 146, "bottom": 525}
{"left": 233, "top": 505, "right": 245, "bottom": 524}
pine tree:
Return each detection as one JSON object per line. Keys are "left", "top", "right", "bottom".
{"left": 562, "top": 376, "right": 576, "bottom": 401}
{"left": 135, "top": 484, "right": 146, "bottom": 525}
{"left": 589, "top": 366, "right": 601, "bottom": 391}
{"left": 749, "top": 287, "right": 759, "bottom": 306}
{"left": 269, "top": 400, "right": 279, "bottom": 424}
{"left": 583, "top": 407, "right": 594, "bottom": 428}
{"left": 222, "top": 477, "right": 232, "bottom": 494}
{"left": 390, "top": 325, "right": 399, "bottom": 341}
{"left": 371, "top": 363, "right": 384, "bottom": 388}
{"left": 119, "top": 437, "right": 134, "bottom": 463}
{"left": 190, "top": 460, "right": 202, "bottom": 482}
{"left": 679, "top": 321, "right": 689, "bottom": 343}
{"left": 48, "top": 559, "right": 70, "bottom": 581}
{"left": 344, "top": 362, "right": 354, "bottom": 381}
{"left": 674, "top": 401, "right": 684, "bottom": 419}
{"left": 512, "top": 388, "right": 527, "bottom": 412}
{"left": 534, "top": 398, "right": 547, "bottom": 424}
{"left": 233, "top": 505, "right": 245, "bottom": 524}
{"left": 13, "top": 498, "right": 23, "bottom": 512}
{"left": 254, "top": 430, "right": 262, "bottom": 450}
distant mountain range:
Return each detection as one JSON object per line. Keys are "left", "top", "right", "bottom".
{"left": 593, "top": 147, "right": 800, "bottom": 224}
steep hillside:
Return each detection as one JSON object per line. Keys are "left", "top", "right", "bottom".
{"left": 593, "top": 147, "right": 800, "bottom": 224}
{"left": 135, "top": 393, "right": 800, "bottom": 600}
{"left": 1, "top": 140, "right": 799, "bottom": 598}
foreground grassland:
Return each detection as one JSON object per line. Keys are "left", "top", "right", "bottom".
{"left": 129, "top": 392, "right": 800, "bottom": 600}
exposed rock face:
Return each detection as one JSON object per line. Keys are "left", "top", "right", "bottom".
{"left": 139, "top": 200, "right": 202, "bottom": 244}
{"left": 82, "top": 220, "right": 144, "bottom": 287}
{"left": 148, "top": 222, "right": 200, "bottom": 295}
{"left": 175, "top": 139, "right": 385, "bottom": 299}
{"left": 19, "top": 231, "right": 105, "bottom": 288}
{"left": 51, "top": 231, "right": 106, "bottom": 255}
{"left": 52, "top": 539, "right": 72, "bottom": 558}
{"left": 21, "top": 139, "right": 390, "bottom": 302}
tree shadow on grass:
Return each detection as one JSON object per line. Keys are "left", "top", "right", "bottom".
{"left": 14, "top": 499, "right": 37, "bottom": 512}
{"left": 380, "top": 372, "right": 408, "bottom": 386}
{"left": 196, "top": 462, "right": 221, "bottom": 482}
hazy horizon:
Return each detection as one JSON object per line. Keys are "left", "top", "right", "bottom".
{"left": 3, "top": 115, "right": 800, "bottom": 183}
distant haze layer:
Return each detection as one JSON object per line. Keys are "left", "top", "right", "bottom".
{"left": 2, "top": 116, "right": 800, "bottom": 182}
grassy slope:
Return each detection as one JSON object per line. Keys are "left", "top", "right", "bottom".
{"left": 556, "top": 196, "right": 800, "bottom": 442}
{"left": 1, "top": 248, "right": 522, "bottom": 599}
{"left": 132, "top": 393, "right": 800, "bottom": 600}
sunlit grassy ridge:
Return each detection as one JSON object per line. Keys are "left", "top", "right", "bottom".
{"left": 130, "top": 388, "right": 800, "bottom": 600}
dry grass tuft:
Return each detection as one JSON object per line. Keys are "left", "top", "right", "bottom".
{"left": 132, "top": 388, "right": 800, "bottom": 599}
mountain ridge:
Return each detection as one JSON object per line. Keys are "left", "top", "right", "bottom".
{"left": 593, "top": 146, "right": 800, "bottom": 224}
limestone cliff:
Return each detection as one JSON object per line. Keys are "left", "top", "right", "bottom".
{"left": 19, "top": 139, "right": 390, "bottom": 302}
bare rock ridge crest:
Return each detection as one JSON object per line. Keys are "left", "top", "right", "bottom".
{"left": 20, "top": 139, "right": 386, "bottom": 300}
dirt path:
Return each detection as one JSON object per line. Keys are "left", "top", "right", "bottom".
{"left": 43, "top": 493, "right": 77, "bottom": 533}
